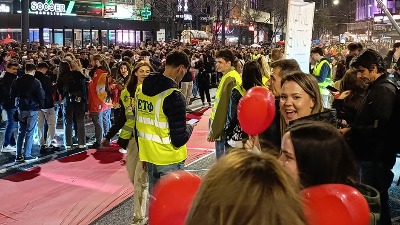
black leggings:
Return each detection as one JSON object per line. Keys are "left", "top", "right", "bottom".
{"left": 199, "top": 87, "right": 211, "bottom": 104}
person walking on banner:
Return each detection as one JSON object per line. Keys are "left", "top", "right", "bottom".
{"left": 135, "top": 51, "right": 195, "bottom": 193}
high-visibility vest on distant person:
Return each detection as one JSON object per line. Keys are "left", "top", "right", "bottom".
{"left": 312, "top": 59, "right": 333, "bottom": 95}
{"left": 210, "top": 69, "right": 242, "bottom": 120}
{"left": 233, "top": 85, "right": 246, "bottom": 96}
{"left": 135, "top": 86, "right": 187, "bottom": 165}
{"left": 118, "top": 88, "right": 136, "bottom": 140}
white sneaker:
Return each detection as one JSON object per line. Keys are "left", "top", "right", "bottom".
{"left": 51, "top": 139, "right": 58, "bottom": 147}
{"left": 1, "top": 145, "right": 16, "bottom": 152}
{"left": 119, "top": 148, "right": 127, "bottom": 154}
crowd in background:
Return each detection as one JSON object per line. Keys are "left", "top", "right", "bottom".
{"left": 1, "top": 40, "right": 400, "bottom": 225}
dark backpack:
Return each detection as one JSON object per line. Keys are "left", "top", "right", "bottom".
{"left": 384, "top": 75, "right": 400, "bottom": 153}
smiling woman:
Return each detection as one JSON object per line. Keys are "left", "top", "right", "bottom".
{"left": 279, "top": 71, "right": 324, "bottom": 134}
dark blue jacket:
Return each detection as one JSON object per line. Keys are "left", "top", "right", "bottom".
{"left": 11, "top": 74, "right": 45, "bottom": 111}
{"left": 142, "top": 73, "right": 193, "bottom": 148}
{"left": 0, "top": 72, "right": 18, "bottom": 109}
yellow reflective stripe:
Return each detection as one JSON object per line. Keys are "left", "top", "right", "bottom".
{"left": 123, "top": 125, "right": 134, "bottom": 132}
{"left": 155, "top": 90, "right": 171, "bottom": 120}
{"left": 136, "top": 115, "right": 169, "bottom": 129}
{"left": 126, "top": 114, "right": 135, "bottom": 120}
{"left": 137, "top": 131, "right": 171, "bottom": 144}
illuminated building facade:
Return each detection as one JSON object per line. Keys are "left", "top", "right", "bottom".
{"left": 0, "top": 0, "right": 159, "bottom": 47}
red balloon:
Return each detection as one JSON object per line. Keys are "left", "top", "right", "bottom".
{"left": 245, "top": 86, "right": 270, "bottom": 97}
{"left": 301, "top": 184, "right": 370, "bottom": 225}
{"left": 238, "top": 87, "right": 276, "bottom": 135}
{"left": 149, "top": 171, "right": 202, "bottom": 225}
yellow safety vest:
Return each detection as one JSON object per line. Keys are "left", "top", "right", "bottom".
{"left": 233, "top": 85, "right": 246, "bottom": 96}
{"left": 119, "top": 88, "right": 136, "bottom": 140}
{"left": 233, "top": 83, "right": 267, "bottom": 97}
{"left": 262, "top": 76, "right": 268, "bottom": 87}
{"left": 135, "top": 87, "right": 187, "bottom": 165}
{"left": 312, "top": 59, "right": 333, "bottom": 95}
{"left": 210, "top": 70, "right": 242, "bottom": 119}
{"left": 252, "top": 54, "right": 261, "bottom": 60}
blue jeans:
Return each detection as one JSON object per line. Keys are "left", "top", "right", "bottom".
{"left": 359, "top": 162, "right": 394, "bottom": 225}
{"left": 90, "top": 111, "right": 104, "bottom": 144}
{"left": 3, "top": 108, "right": 17, "bottom": 147}
{"left": 17, "top": 110, "right": 39, "bottom": 158}
{"left": 192, "top": 77, "right": 198, "bottom": 97}
{"left": 103, "top": 109, "right": 111, "bottom": 136}
{"left": 215, "top": 138, "right": 226, "bottom": 159}
{"left": 147, "top": 161, "right": 185, "bottom": 194}
{"left": 54, "top": 101, "right": 66, "bottom": 146}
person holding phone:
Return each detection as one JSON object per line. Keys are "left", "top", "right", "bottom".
{"left": 135, "top": 51, "right": 195, "bottom": 194}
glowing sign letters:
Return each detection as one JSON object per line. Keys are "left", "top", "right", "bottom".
{"left": 31, "top": 1, "right": 66, "bottom": 14}
{"left": 0, "top": 4, "right": 10, "bottom": 13}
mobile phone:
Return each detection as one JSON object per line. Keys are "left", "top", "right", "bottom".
{"left": 188, "top": 119, "right": 199, "bottom": 125}
{"left": 326, "top": 85, "right": 339, "bottom": 92}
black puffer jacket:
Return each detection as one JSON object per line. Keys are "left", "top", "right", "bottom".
{"left": 0, "top": 72, "right": 18, "bottom": 109}
{"left": 142, "top": 73, "right": 193, "bottom": 148}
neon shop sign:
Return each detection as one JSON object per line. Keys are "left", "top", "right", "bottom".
{"left": 30, "top": 1, "right": 66, "bottom": 15}
{"left": 0, "top": 4, "right": 10, "bottom": 13}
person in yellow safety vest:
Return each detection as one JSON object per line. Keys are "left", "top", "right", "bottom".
{"left": 101, "top": 61, "right": 154, "bottom": 225}
{"left": 225, "top": 61, "right": 265, "bottom": 149}
{"left": 208, "top": 49, "right": 242, "bottom": 159}
{"left": 135, "top": 51, "right": 195, "bottom": 193}
{"left": 257, "top": 55, "right": 271, "bottom": 86}
{"left": 252, "top": 49, "right": 262, "bottom": 60}
{"left": 310, "top": 47, "right": 333, "bottom": 109}
{"left": 120, "top": 61, "right": 153, "bottom": 225}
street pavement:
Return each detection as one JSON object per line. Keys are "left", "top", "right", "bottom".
{"left": 2, "top": 86, "right": 400, "bottom": 224}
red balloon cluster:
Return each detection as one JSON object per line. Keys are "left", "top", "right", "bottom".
{"left": 302, "top": 184, "right": 370, "bottom": 225}
{"left": 237, "top": 86, "right": 276, "bottom": 135}
{"left": 149, "top": 171, "right": 202, "bottom": 225}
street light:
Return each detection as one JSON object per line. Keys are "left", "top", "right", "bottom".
{"left": 333, "top": 0, "right": 339, "bottom": 5}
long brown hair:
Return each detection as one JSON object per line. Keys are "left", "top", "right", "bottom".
{"left": 340, "top": 69, "right": 367, "bottom": 111}
{"left": 126, "top": 61, "right": 154, "bottom": 96}
{"left": 287, "top": 121, "right": 357, "bottom": 188}
{"left": 116, "top": 61, "right": 132, "bottom": 84}
{"left": 186, "top": 150, "right": 307, "bottom": 225}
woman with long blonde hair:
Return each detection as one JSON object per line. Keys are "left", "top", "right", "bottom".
{"left": 186, "top": 150, "right": 307, "bottom": 225}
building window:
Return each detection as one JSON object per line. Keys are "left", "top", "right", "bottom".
{"left": 54, "top": 29, "right": 63, "bottom": 46}
{"left": 65, "top": 29, "right": 73, "bottom": 47}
